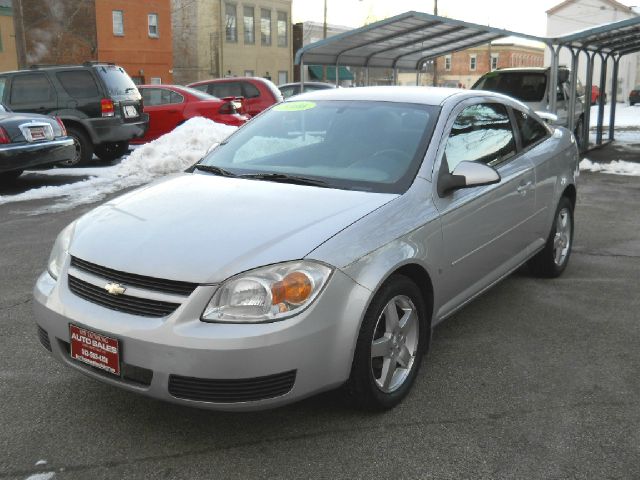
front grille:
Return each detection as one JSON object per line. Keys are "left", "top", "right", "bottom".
{"left": 71, "top": 256, "right": 197, "bottom": 296}
{"left": 60, "top": 340, "right": 153, "bottom": 387}
{"left": 168, "top": 370, "right": 296, "bottom": 403}
{"left": 37, "top": 326, "right": 52, "bottom": 351}
{"left": 68, "top": 275, "right": 180, "bottom": 317}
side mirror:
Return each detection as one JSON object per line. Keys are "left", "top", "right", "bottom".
{"left": 535, "top": 111, "right": 558, "bottom": 124}
{"left": 438, "top": 161, "right": 501, "bottom": 197}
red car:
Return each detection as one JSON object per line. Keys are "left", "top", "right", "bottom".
{"left": 187, "top": 77, "right": 283, "bottom": 117}
{"left": 134, "top": 85, "right": 249, "bottom": 143}
{"left": 591, "top": 85, "right": 607, "bottom": 105}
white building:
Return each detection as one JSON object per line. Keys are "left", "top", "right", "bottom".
{"left": 546, "top": 0, "right": 639, "bottom": 101}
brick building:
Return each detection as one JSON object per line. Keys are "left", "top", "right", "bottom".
{"left": 434, "top": 43, "right": 545, "bottom": 89}
{"left": 12, "top": 0, "right": 172, "bottom": 84}
{"left": 0, "top": 0, "right": 17, "bottom": 72}
{"left": 172, "top": 0, "right": 292, "bottom": 85}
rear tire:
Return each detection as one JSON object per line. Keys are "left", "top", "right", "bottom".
{"left": 345, "top": 275, "right": 429, "bottom": 411}
{"left": 63, "top": 126, "right": 93, "bottom": 167}
{"left": 528, "top": 197, "right": 574, "bottom": 278}
{"left": 95, "top": 141, "right": 130, "bottom": 162}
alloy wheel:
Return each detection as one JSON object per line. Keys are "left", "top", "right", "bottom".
{"left": 553, "top": 207, "right": 572, "bottom": 266}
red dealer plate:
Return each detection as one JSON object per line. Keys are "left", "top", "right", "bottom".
{"left": 69, "top": 324, "right": 120, "bottom": 376}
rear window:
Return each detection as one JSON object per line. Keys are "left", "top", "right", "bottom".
{"left": 474, "top": 72, "right": 547, "bottom": 102}
{"left": 56, "top": 70, "right": 100, "bottom": 98}
{"left": 94, "top": 65, "right": 138, "bottom": 98}
{"left": 179, "top": 86, "right": 219, "bottom": 100}
{"left": 209, "top": 82, "right": 243, "bottom": 98}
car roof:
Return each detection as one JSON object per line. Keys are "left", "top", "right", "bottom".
{"left": 278, "top": 82, "right": 334, "bottom": 88}
{"left": 287, "top": 86, "right": 510, "bottom": 106}
{"left": 0, "top": 63, "right": 117, "bottom": 75}
{"left": 189, "top": 77, "right": 266, "bottom": 85}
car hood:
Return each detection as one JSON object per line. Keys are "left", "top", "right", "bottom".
{"left": 69, "top": 173, "right": 397, "bottom": 284}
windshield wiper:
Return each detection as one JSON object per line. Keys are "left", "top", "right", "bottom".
{"left": 193, "top": 164, "right": 237, "bottom": 177}
{"left": 238, "top": 173, "right": 329, "bottom": 188}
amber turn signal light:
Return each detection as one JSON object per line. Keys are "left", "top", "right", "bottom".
{"left": 271, "top": 272, "right": 313, "bottom": 305}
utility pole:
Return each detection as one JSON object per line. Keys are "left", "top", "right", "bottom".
{"left": 432, "top": 0, "right": 438, "bottom": 87}
{"left": 12, "top": 0, "right": 27, "bottom": 69}
{"left": 322, "top": 0, "right": 328, "bottom": 82}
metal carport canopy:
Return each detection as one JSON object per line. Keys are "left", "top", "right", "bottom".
{"left": 552, "top": 16, "right": 640, "bottom": 56}
{"left": 294, "top": 11, "right": 548, "bottom": 70}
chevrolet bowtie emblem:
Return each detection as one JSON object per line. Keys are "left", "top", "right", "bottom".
{"left": 104, "top": 282, "right": 126, "bottom": 296}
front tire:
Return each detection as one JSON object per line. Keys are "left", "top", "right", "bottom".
{"left": 345, "top": 275, "right": 429, "bottom": 411}
{"left": 0, "top": 169, "right": 23, "bottom": 183}
{"left": 529, "top": 197, "right": 574, "bottom": 278}
{"left": 574, "top": 116, "right": 584, "bottom": 148}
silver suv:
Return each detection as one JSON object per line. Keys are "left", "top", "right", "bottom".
{"left": 472, "top": 67, "right": 585, "bottom": 142}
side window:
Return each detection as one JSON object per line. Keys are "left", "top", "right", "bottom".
{"left": 10, "top": 74, "right": 52, "bottom": 104}
{"left": 169, "top": 91, "right": 184, "bottom": 104}
{"left": 445, "top": 103, "right": 516, "bottom": 172}
{"left": 210, "top": 82, "right": 243, "bottom": 98}
{"left": 0, "top": 77, "right": 6, "bottom": 100}
{"left": 190, "top": 84, "right": 208, "bottom": 93}
{"left": 56, "top": 71, "right": 100, "bottom": 98}
{"left": 142, "top": 88, "right": 161, "bottom": 106}
{"left": 242, "top": 82, "right": 260, "bottom": 98}
{"left": 514, "top": 110, "right": 549, "bottom": 149}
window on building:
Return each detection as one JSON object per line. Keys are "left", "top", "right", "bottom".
{"left": 469, "top": 55, "right": 477, "bottom": 71}
{"left": 278, "top": 71, "right": 288, "bottom": 84}
{"left": 226, "top": 4, "right": 237, "bottom": 42}
{"left": 56, "top": 71, "right": 100, "bottom": 98}
{"left": 148, "top": 13, "right": 159, "bottom": 37}
{"left": 491, "top": 54, "right": 499, "bottom": 71}
{"left": 444, "top": 55, "right": 451, "bottom": 71}
{"left": 277, "top": 11, "right": 287, "bottom": 47}
{"left": 112, "top": 10, "right": 124, "bottom": 36}
{"left": 243, "top": 6, "right": 255, "bottom": 44}
{"left": 261, "top": 9, "right": 271, "bottom": 46}
{"left": 244, "top": 70, "right": 254, "bottom": 77}
{"left": 150, "top": 77, "right": 162, "bottom": 85}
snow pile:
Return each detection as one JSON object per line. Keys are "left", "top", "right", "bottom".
{"left": 0, "top": 117, "right": 237, "bottom": 212}
{"left": 580, "top": 158, "right": 640, "bottom": 176}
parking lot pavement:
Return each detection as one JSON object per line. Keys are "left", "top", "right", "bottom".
{"left": 1, "top": 170, "right": 639, "bottom": 479}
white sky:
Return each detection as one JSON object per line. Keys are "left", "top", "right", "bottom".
{"left": 291, "top": 0, "right": 634, "bottom": 37}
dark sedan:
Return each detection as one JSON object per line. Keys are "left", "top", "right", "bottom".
{"left": 0, "top": 105, "right": 74, "bottom": 181}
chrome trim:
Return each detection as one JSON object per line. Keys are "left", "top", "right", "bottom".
{"left": 18, "top": 122, "right": 54, "bottom": 142}
{"left": 0, "top": 137, "right": 73, "bottom": 151}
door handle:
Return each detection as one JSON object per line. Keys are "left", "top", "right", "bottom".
{"left": 517, "top": 181, "right": 533, "bottom": 194}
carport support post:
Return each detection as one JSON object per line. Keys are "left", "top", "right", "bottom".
{"left": 582, "top": 51, "right": 595, "bottom": 151}
{"left": 300, "top": 58, "right": 305, "bottom": 93}
{"left": 393, "top": 67, "right": 398, "bottom": 86}
{"left": 567, "top": 48, "right": 579, "bottom": 132}
{"left": 548, "top": 44, "right": 560, "bottom": 114}
{"left": 609, "top": 56, "right": 620, "bottom": 141}
{"left": 335, "top": 62, "right": 340, "bottom": 87}
{"left": 596, "top": 54, "right": 608, "bottom": 145}
{"left": 365, "top": 67, "right": 369, "bottom": 86}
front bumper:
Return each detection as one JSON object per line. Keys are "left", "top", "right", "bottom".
{"left": 33, "top": 264, "right": 370, "bottom": 411}
{"left": 0, "top": 138, "right": 75, "bottom": 173}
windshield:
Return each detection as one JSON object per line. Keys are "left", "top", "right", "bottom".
{"left": 474, "top": 72, "right": 547, "bottom": 102}
{"left": 198, "top": 100, "right": 439, "bottom": 193}
{"left": 95, "top": 65, "right": 140, "bottom": 99}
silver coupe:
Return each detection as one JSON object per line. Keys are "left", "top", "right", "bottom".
{"left": 34, "top": 87, "right": 579, "bottom": 411}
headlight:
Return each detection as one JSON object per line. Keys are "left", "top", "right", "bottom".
{"left": 202, "top": 261, "right": 333, "bottom": 323}
{"left": 47, "top": 222, "right": 75, "bottom": 279}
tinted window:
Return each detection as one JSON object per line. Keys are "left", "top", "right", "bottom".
{"left": 474, "top": 72, "right": 547, "bottom": 102}
{"left": 200, "top": 100, "right": 439, "bottom": 194}
{"left": 279, "top": 85, "right": 298, "bottom": 99}
{"left": 210, "top": 82, "right": 243, "bottom": 98}
{"left": 179, "top": 86, "right": 218, "bottom": 100}
{"left": 0, "top": 77, "right": 6, "bottom": 100}
{"left": 242, "top": 82, "right": 260, "bottom": 98}
{"left": 445, "top": 103, "right": 516, "bottom": 172}
{"left": 514, "top": 110, "right": 549, "bottom": 149}
{"left": 142, "top": 88, "right": 183, "bottom": 106}
{"left": 56, "top": 70, "right": 100, "bottom": 98}
{"left": 95, "top": 65, "right": 138, "bottom": 98}
{"left": 190, "top": 84, "right": 209, "bottom": 94}
{"left": 10, "top": 74, "right": 52, "bottom": 104}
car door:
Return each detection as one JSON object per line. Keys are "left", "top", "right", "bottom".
{"left": 141, "top": 88, "right": 184, "bottom": 141}
{"left": 6, "top": 72, "right": 57, "bottom": 115}
{"left": 433, "top": 101, "right": 536, "bottom": 317}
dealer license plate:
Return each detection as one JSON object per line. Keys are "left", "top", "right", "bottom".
{"left": 29, "top": 126, "right": 46, "bottom": 140}
{"left": 69, "top": 324, "right": 120, "bottom": 376}
{"left": 123, "top": 105, "right": 138, "bottom": 118}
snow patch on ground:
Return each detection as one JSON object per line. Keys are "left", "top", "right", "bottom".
{"left": 0, "top": 117, "right": 237, "bottom": 213}
{"left": 589, "top": 104, "right": 639, "bottom": 128}
{"left": 34, "top": 460, "right": 47, "bottom": 466}
{"left": 24, "top": 473, "right": 55, "bottom": 480}
{"left": 580, "top": 158, "right": 640, "bottom": 176}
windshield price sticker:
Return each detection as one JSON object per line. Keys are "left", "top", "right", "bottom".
{"left": 274, "top": 101, "right": 316, "bottom": 112}
{"left": 69, "top": 324, "right": 120, "bottom": 376}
